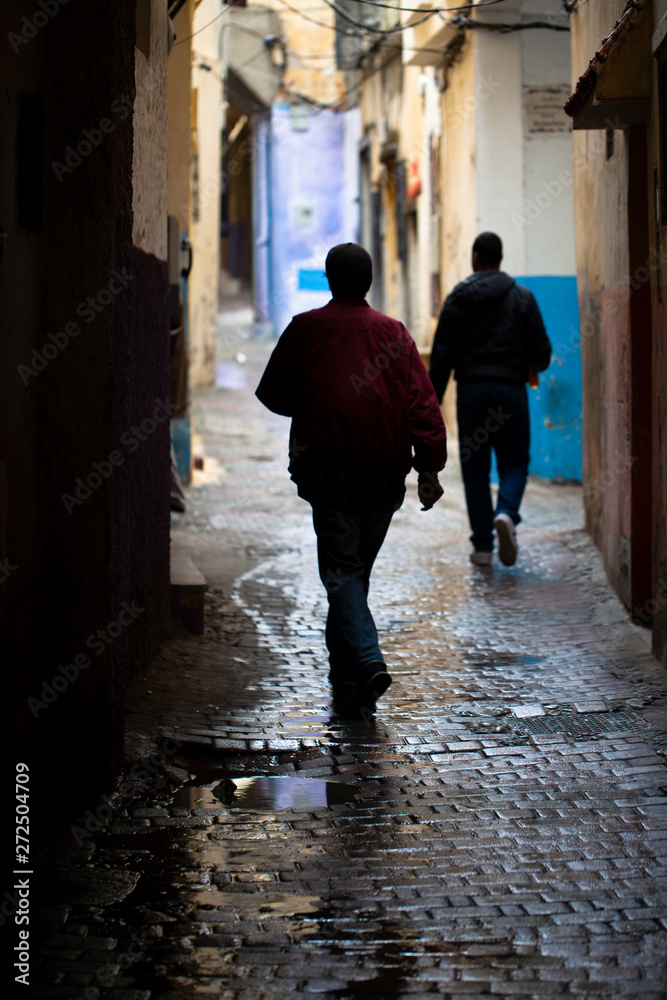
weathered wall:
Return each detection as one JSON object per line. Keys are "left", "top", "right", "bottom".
{"left": 188, "top": 4, "right": 223, "bottom": 388}
{"left": 572, "top": 124, "right": 631, "bottom": 592}
{"left": 2, "top": 0, "right": 170, "bottom": 810}
{"left": 568, "top": 0, "right": 664, "bottom": 663}
{"left": 650, "top": 0, "right": 667, "bottom": 664}
{"left": 167, "top": 3, "right": 193, "bottom": 236}
{"left": 261, "top": 0, "right": 345, "bottom": 106}
{"left": 133, "top": 0, "right": 169, "bottom": 258}
{"left": 439, "top": 33, "right": 477, "bottom": 436}
{"left": 359, "top": 51, "right": 405, "bottom": 320}
{"left": 441, "top": 34, "right": 477, "bottom": 299}
{"left": 399, "top": 64, "right": 441, "bottom": 349}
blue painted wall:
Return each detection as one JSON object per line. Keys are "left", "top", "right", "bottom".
{"left": 268, "top": 105, "right": 352, "bottom": 336}
{"left": 171, "top": 228, "right": 192, "bottom": 483}
{"left": 516, "top": 275, "right": 582, "bottom": 482}
{"left": 253, "top": 116, "right": 272, "bottom": 326}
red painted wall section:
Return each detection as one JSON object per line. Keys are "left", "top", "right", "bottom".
{"left": 581, "top": 282, "right": 634, "bottom": 606}
{"left": 602, "top": 286, "right": 632, "bottom": 606}
{"left": 652, "top": 289, "right": 667, "bottom": 663}
{"left": 570, "top": 5, "right": 666, "bottom": 671}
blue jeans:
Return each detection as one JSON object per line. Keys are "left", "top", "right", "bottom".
{"left": 456, "top": 380, "right": 530, "bottom": 553}
{"left": 310, "top": 502, "right": 395, "bottom": 681}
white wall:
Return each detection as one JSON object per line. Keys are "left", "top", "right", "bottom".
{"left": 520, "top": 24, "right": 576, "bottom": 275}
{"left": 475, "top": 23, "right": 525, "bottom": 275}
{"left": 474, "top": 4, "right": 575, "bottom": 277}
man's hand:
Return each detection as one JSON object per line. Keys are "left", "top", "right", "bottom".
{"left": 418, "top": 472, "right": 444, "bottom": 511}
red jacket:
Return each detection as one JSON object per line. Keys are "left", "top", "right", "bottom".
{"left": 256, "top": 299, "right": 447, "bottom": 478}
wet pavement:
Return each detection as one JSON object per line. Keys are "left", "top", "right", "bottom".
{"left": 32, "top": 301, "right": 667, "bottom": 999}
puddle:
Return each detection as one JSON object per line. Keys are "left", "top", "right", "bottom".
{"left": 188, "top": 886, "right": 320, "bottom": 915}
{"left": 173, "top": 775, "right": 359, "bottom": 812}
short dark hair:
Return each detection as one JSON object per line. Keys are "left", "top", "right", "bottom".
{"left": 472, "top": 232, "right": 503, "bottom": 266}
{"left": 325, "top": 243, "right": 373, "bottom": 299}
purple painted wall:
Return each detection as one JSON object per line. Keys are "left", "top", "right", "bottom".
{"left": 269, "top": 105, "right": 356, "bottom": 335}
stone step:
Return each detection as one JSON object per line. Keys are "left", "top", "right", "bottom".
{"left": 170, "top": 552, "right": 206, "bottom": 634}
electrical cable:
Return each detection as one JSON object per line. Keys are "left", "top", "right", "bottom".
{"left": 322, "top": 0, "right": 511, "bottom": 30}
{"left": 173, "top": 9, "right": 227, "bottom": 45}
{"left": 451, "top": 15, "right": 569, "bottom": 32}
{"left": 321, "top": 0, "right": 436, "bottom": 33}
{"left": 278, "top": 0, "right": 512, "bottom": 41}
{"left": 273, "top": 0, "right": 339, "bottom": 32}
{"left": 286, "top": 45, "right": 401, "bottom": 113}
{"left": 174, "top": 0, "right": 512, "bottom": 48}
{"left": 337, "top": 0, "right": 510, "bottom": 8}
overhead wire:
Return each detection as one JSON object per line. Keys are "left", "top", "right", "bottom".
{"left": 176, "top": 0, "right": 517, "bottom": 101}
{"left": 334, "top": 0, "right": 510, "bottom": 11}
{"left": 176, "top": 0, "right": 512, "bottom": 45}
{"left": 320, "top": 0, "right": 511, "bottom": 36}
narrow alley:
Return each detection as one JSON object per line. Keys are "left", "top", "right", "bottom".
{"left": 31, "top": 305, "right": 667, "bottom": 1000}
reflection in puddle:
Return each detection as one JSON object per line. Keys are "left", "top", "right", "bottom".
{"left": 173, "top": 775, "right": 359, "bottom": 812}
{"left": 188, "top": 886, "right": 320, "bottom": 915}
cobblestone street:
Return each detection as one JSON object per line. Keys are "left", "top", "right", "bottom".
{"left": 33, "top": 305, "right": 667, "bottom": 1000}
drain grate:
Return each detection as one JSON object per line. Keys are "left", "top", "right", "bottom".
{"left": 508, "top": 709, "right": 650, "bottom": 738}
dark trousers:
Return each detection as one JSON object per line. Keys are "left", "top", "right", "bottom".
{"left": 456, "top": 380, "right": 530, "bottom": 553}
{"left": 310, "top": 502, "right": 395, "bottom": 681}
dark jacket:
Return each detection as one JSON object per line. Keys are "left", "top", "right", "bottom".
{"left": 429, "top": 270, "right": 552, "bottom": 403}
{"left": 256, "top": 298, "right": 447, "bottom": 479}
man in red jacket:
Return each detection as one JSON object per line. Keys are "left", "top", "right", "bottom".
{"left": 256, "top": 243, "right": 447, "bottom": 715}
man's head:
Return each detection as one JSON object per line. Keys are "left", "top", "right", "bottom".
{"left": 472, "top": 232, "right": 503, "bottom": 272}
{"left": 325, "top": 243, "right": 373, "bottom": 300}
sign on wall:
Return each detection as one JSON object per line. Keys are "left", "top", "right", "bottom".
{"left": 525, "top": 86, "right": 572, "bottom": 133}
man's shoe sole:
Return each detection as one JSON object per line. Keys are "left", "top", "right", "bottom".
{"left": 494, "top": 514, "right": 518, "bottom": 566}
{"left": 360, "top": 670, "right": 392, "bottom": 708}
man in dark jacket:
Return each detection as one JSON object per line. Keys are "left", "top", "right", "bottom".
{"left": 256, "top": 243, "right": 447, "bottom": 714}
{"left": 429, "top": 232, "right": 551, "bottom": 567}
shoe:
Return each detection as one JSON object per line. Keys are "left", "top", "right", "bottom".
{"left": 360, "top": 667, "right": 392, "bottom": 709}
{"left": 470, "top": 549, "right": 492, "bottom": 566}
{"left": 494, "top": 512, "right": 518, "bottom": 566}
{"left": 335, "top": 665, "right": 392, "bottom": 715}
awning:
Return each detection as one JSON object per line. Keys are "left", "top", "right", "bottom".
{"left": 564, "top": 0, "right": 651, "bottom": 128}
